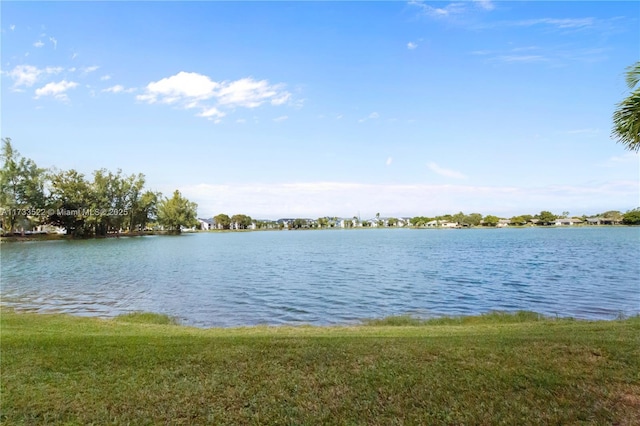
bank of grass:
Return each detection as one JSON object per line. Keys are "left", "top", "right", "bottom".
{"left": 1, "top": 310, "right": 638, "bottom": 425}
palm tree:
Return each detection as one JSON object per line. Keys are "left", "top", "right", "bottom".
{"left": 612, "top": 61, "right": 640, "bottom": 152}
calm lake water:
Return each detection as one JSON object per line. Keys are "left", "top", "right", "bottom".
{"left": 1, "top": 228, "right": 638, "bottom": 327}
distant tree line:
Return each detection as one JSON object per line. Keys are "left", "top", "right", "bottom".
{"left": 206, "top": 209, "right": 640, "bottom": 232}
{"left": 0, "top": 138, "right": 198, "bottom": 237}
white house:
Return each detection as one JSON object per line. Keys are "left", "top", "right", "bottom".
{"left": 198, "top": 218, "right": 212, "bottom": 230}
{"left": 554, "top": 218, "right": 582, "bottom": 226}
{"left": 425, "top": 220, "right": 457, "bottom": 228}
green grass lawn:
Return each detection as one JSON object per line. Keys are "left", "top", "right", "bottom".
{"left": 1, "top": 310, "right": 638, "bottom": 425}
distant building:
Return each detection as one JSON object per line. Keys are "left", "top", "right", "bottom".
{"left": 553, "top": 218, "right": 582, "bottom": 226}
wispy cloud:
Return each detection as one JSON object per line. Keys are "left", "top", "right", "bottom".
{"left": 136, "top": 71, "right": 293, "bottom": 121}
{"left": 515, "top": 17, "right": 596, "bottom": 29}
{"left": 102, "top": 85, "right": 124, "bottom": 93}
{"left": 197, "top": 107, "right": 226, "bottom": 120}
{"left": 358, "top": 112, "right": 380, "bottom": 123}
{"left": 82, "top": 65, "right": 100, "bottom": 74}
{"left": 4, "top": 64, "right": 63, "bottom": 89}
{"left": 33, "top": 40, "right": 44, "bottom": 48}
{"left": 10, "top": 24, "right": 15, "bottom": 31}
{"left": 600, "top": 152, "right": 639, "bottom": 167}
{"left": 179, "top": 180, "right": 639, "bottom": 219}
{"left": 566, "top": 128, "right": 599, "bottom": 136}
{"left": 49, "top": 36, "right": 57, "bottom": 49}
{"left": 34, "top": 80, "right": 78, "bottom": 101}
{"left": 476, "top": 44, "right": 607, "bottom": 66}
{"left": 101, "top": 84, "right": 135, "bottom": 94}
{"left": 427, "top": 162, "right": 467, "bottom": 179}
{"left": 100, "top": 75, "right": 111, "bottom": 81}
{"left": 273, "top": 115, "right": 288, "bottom": 122}
{"left": 473, "top": 0, "right": 494, "bottom": 11}
{"left": 407, "top": 42, "right": 418, "bottom": 50}
{"left": 386, "top": 157, "right": 393, "bottom": 166}
{"left": 409, "top": 0, "right": 467, "bottom": 18}
{"left": 496, "top": 55, "right": 549, "bottom": 63}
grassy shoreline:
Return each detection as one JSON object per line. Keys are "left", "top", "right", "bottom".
{"left": 1, "top": 310, "right": 638, "bottom": 424}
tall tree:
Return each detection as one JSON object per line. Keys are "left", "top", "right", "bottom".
{"left": 622, "top": 208, "right": 640, "bottom": 225}
{"left": 231, "top": 214, "right": 253, "bottom": 229}
{"left": 157, "top": 190, "right": 198, "bottom": 233}
{"left": 48, "top": 169, "right": 94, "bottom": 237}
{"left": 214, "top": 213, "right": 231, "bottom": 230}
{"left": 482, "top": 215, "right": 500, "bottom": 227}
{"left": 612, "top": 61, "right": 640, "bottom": 152}
{"left": 537, "top": 211, "right": 557, "bottom": 225}
{"left": 0, "top": 138, "right": 47, "bottom": 233}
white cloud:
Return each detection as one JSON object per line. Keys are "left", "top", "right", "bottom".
{"left": 273, "top": 115, "right": 288, "bottom": 122}
{"left": 137, "top": 71, "right": 293, "bottom": 120}
{"left": 217, "top": 77, "right": 288, "bottom": 108}
{"left": 10, "top": 24, "right": 16, "bottom": 31}
{"left": 34, "top": 80, "right": 78, "bottom": 101}
{"left": 496, "top": 55, "right": 548, "bottom": 63}
{"left": 33, "top": 40, "right": 44, "bottom": 48}
{"left": 5, "top": 65, "right": 41, "bottom": 87}
{"left": 82, "top": 65, "right": 100, "bottom": 73}
{"left": 197, "top": 107, "right": 226, "bottom": 120}
{"left": 236, "top": 118, "right": 247, "bottom": 124}
{"left": 100, "top": 75, "right": 111, "bottom": 81}
{"left": 138, "top": 71, "right": 218, "bottom": 104}
{"left": 427, "top": 162, "right": 467, "bottom": 179}
{"left": 71, "top": 52, "right": 78, "bottom": 60}
{"left": 46, "top": 66, "right": 64, "bottom": 74}
{"left": 358, "top": 112, "right": 380, "bottom": 123}
{"left": 473, "top": 0, "right": 494, "bottom": 11}
{"left": 516, "top": 18, "right": 595, "bottom": 29}
{"left": 409, "top": 0, "right": 467, "bottom": 18}
{"left": 102, "top": 85, "right": 124, "bottom": 93}
{"left": 179, "top": 180, "right": 639, "bottom": 219}
{"left": 4, "top": 64, "right": 63, "bottom": 89}
{"left": 566, "top": 128, "right": 599, "bottom": 136}
{"left": 600, "top": 152, "right": 639, "bottom": 167}
{"left": 271, "top": 92, "right": 291, "bottom": 106}
{"left": 386, "top": 157, "right": 393, "bottom": 166}
{"left": 407, "top": 42, "right": 418, "bottom": 50}
{"left": 49, "top": 36, "right": 57, "bottom": 49}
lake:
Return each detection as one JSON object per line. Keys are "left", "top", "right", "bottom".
{"left": 1, "top": 227, "right": 638, "bottom": 327}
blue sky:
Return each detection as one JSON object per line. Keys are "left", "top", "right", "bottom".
{"left": 2, "top": 1, "right": 638, "bottom": 219}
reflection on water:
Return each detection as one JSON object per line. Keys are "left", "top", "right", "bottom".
{"left": 1, "top": 228, "right": 639, "bottom": 327}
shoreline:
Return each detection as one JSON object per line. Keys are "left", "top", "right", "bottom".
{"left": 1, "top": 224, "right": 636, "bottom": 243}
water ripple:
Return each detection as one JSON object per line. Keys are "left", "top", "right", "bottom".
{"left": 1, "top": 228, "right": 639, "bottom": 326}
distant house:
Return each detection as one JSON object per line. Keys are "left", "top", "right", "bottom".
{"left": 586, "top": 217, "right": 621, "bottom": 225}
{"left": 554, "top": 218, "right": 582, "bottom": 226}
{"left": 198, "top": 218, "right": 213, "bottom": 230}
{"left": 338, "top": 218, "right": 358, "bottom": 228}
{"left": 497, "top": 219, "right": 511, "bottom": 228}
{"left": 425, "top": 220, "right": 457, "bottom": 228}
{"left": 35, "top": 224, "right": 66, "bottom": 234}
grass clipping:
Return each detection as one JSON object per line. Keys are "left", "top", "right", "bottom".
{"left": 1, "top": 310, "right": 639, "bottom": 425}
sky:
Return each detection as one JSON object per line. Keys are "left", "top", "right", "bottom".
{"left": 1, "top": 1, "right": 639, "bottom": 220}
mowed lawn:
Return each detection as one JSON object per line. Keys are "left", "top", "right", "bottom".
{"left": 1, "top": 310, "right": 638, "bottom": 425}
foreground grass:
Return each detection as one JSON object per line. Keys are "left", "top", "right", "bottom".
{"left": 1, "top": 311, "right": 638, "bottom": 425}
